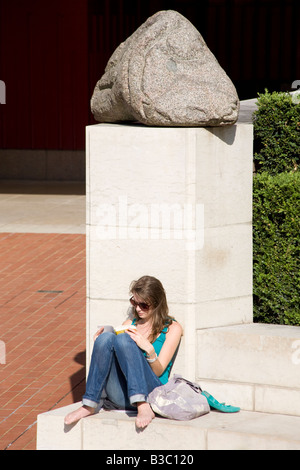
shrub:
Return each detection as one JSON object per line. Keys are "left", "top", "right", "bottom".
{"left": 253, "top": 90, "right": 300, "bottom": 174}
{"left": 253, "top": 172, "right": 300, "bottom": 325}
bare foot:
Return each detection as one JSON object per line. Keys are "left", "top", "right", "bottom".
{"left": 135, "top": 402, "right": 155, "bottom": 429}
{"left": 64, "top": 405, "right": 95, "bottom": 425}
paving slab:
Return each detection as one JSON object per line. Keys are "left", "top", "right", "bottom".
{"left": 0, "top": 181, "right": 85, "bottom": 234}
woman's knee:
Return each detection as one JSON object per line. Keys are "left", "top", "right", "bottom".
{"left": 94, "top": 331, "right": 115, "bottom": 352}
{"left": 114, "top": 332, "right": 134, "bottom": 351}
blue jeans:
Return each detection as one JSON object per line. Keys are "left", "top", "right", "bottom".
{"left": 82, "top": 332, "right": 162, "bottom": 409}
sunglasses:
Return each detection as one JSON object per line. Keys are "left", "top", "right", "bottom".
{"left": 129, "top": 296, "right": 151, "bottom": 311}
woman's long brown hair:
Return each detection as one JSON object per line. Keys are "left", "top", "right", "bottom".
{"left": 130, "top": 275, "right": 174, "bottom": 343}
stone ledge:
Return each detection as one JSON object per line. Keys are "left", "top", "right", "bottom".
{"left": 197, "top": 324, "right": 300, "bottom": 389}
{"left": 36, "top": 402, "right": 300, "bottom": 450}
{"left": 198, "top": 379, "right": 300, "bottom": 418}
{"left": 196, "top": 323, "right": 300, "bottom": 417}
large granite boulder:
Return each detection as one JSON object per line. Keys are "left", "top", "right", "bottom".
{"left": 91, "top": 10, "right": 239, "bottom": 127}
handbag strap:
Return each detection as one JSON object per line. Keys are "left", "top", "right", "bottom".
{"left": 164, "top": 374, "right": 202, "bottom": 394}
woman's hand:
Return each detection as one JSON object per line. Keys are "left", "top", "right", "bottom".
{"left": 125, "top": 328, "right": 154, "bottom": 356}
{"left": 93, "top": 326, "right": 104, "bottom": 342}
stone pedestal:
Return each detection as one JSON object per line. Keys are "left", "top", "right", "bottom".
{"left": 86, "top": 123, "right": 253, "bottom": 380}
{"left": 37, "top": 122, "right": 300, "bottom": 450}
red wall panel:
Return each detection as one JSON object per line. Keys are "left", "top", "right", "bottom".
{"left": 0, "top": 0, "right": 89, "bottom": 150}
{"left": 1, "top": 0, "right": 299, "bottom": 151}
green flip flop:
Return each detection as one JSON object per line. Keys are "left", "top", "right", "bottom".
{"left": 201, "top": 390, "right": 240, "bottom": 413}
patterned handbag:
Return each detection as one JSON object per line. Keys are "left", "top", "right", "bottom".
{"left": 148, "top": 374, "right": 210, "bottom": 420}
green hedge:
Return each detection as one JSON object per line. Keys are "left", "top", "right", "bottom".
{"left": 253, "top": 90, "right": 300, "bottom": 174}
{"left": 252, "top": 90, "right": 300, "bottom": 325}
{"left": 253, "top": 171, "right": 300, "bottom": 325}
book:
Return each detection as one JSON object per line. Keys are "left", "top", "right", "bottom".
{"left": 99, "top": 324, "right": 136, "bottom": 335}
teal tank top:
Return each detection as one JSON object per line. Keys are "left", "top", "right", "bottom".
{"left": 131, "top": 319, "right": 175, "bottom": 385}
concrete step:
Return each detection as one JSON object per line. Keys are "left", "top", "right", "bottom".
{"left": 36, "top": 402, "right": 300, "bottom": 450}
{"left": 196, "top": 323, "right": 300, "bottom": 417}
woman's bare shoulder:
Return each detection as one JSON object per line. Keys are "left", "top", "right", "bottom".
{"left": 168, "top": 319, "right": 183, "bottom": 336}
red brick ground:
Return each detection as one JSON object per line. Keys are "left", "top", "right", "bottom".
{"left": 0, "top": 233, "right": 86, "bottom": 450}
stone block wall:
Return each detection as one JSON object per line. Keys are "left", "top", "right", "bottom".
{"left": 86, "top": 123, "right": 253, "bottom": 380}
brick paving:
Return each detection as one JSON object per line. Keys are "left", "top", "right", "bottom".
{"left": 0, "top": 232, "right": 86, "bottom": 450}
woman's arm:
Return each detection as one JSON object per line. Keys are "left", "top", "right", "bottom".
{"left": 93, "top": 326, "right": 104, "bottom": 342}
{"left": 126, "top": 321, "right": 183, "bottom": 378}
{"left": 148, "top": 321, "right": 182, "bottom": 377}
